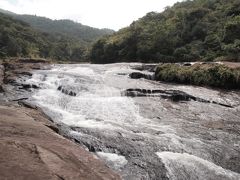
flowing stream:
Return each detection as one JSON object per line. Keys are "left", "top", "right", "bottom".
{"left": 26, "top": 63, "right": 240, "bottom": 180}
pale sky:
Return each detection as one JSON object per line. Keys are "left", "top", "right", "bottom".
{"left": 0, "top": 0, "right": 183, "bottom": 30}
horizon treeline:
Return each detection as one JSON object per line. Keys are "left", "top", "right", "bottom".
{"left": 1, "top": 0, "right": 240, "bottom": 63}
{"left": 90, "top": 0, "right": 240, "bottom": 63}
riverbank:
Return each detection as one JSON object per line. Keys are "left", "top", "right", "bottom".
{"left": 0, "top": 59, "right": 120, "bottom": 180}
{"left": 154, "top": 62, "right": 240, "bottom": 89}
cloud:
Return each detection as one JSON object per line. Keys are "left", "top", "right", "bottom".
{"left": 0, "top": 0, "right": 182, "bottom": 30}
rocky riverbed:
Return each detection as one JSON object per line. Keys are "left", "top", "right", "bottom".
{"left": 1, "top": 61, "right": 240, "bottom": 180}
{"left": 0, "top": 59, "right": 120, "bottom": 180}
{"left": 22, "top": 63, "right": 240, "bottom": 180}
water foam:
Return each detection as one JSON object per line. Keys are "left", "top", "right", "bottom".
{"left": 30, "top": 65, "right": 147, "bottom": 132}
{"left": 156, "top": 151, "right": 240, "bottom": 180}
{"left": 96, "top": 152, "right": 128, "bottom": 170}
{"left": 29, "top": 64, "right": 240, "bottom": 179}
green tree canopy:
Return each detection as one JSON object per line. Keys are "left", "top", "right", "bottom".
{"left": 90, "top": 0, "right": 240, "bottom": 63}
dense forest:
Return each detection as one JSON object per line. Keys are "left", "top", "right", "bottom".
{"left": 90, "top": 0, "right": 240, "bottom": 63}
{"left": 10, "top": 14, "right": 114, "bottom": 43}
{"left": 1, "top": 0, "right": 240, "bottom": 63}
{"left": 0, "top": 9, "right": 114, "bottom": 61}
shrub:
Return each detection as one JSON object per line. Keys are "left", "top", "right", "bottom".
{"left": 155, "top": 63, "right": 240, "bottom": 89}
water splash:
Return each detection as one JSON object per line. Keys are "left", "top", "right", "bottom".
{"left": 156, "top": 151, "right": 240, "bottom": 180}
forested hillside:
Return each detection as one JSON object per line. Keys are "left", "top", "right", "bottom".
{"left": 90, "top": 0, "right": 240, "bottom": 63}
{"left": 11, "top": 15, "right": 114, "bottom": 43}
{"left": 0, "top": 9, "right": 114, "bottom": 61}
{"left": 0, "top": 12, "right": 86, "bottom": 61}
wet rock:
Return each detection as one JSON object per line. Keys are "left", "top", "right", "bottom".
{"left": 17, "top": 71, "right": 32, "bottom": 76}
{"left": 124, "top": 88, "right": 195, "bottom": 101}
{"left": 57, "top": 86, "right": 62, "bottom": 91}
{"left": 164, "top": 90, "right": 193, "bottom": 101}
{"left": 129, "top": 72, "right": 154, "bottom": 80}
{"left": 20, "top": 84, "right": 39, "bottom": 90}
{"left": 0, "top": 85, "right": 4, "bottom": 93}
{"left": 61, "top": 88, "right": 68, "bottom": 94}
{"left": 151, "top": 89, "right": 166, "bottom": 94}
{"left": 0, "top": 65, "right": 4, "bottom": 93}
{"left": 2, "top": 59, "right": 50, "bottom": 89}
{"left": 69, "top": 91, "right": 76, "bottom": 96}
{"left": 129, "top": 72, "right": 146, "bottom": 79}
{"left": 116, "top": 73, "right": 128, "bottom": 76}
{"left": 212, "top": 101, "right": 233, "bottom": 108}
{"left": 57, "top": 86, "right": 76, "bottom": 96}
{"left": 2, "top": 62, "right": 15, "bottom": 71}
{"left": 12, "top": 97, "right": 29, "bottom": 102}
{"left": 69, "top": 127, "right": 169, "bottom": 180}
{"left": 3, "top": 76, "right": 17, "bottom": 85}
{"left": 18, "top": 100, "right": 38, "bottom": 109}
{"left": 131, "top": 64, "right": 157, "bottom": 72}
{"left": 0, "top": 65, "right": 4, "bottom": 76}
{"left": 123, "top": 88, "right": 233, "bottom": 108}
{"left": 45, "top": 124, "right": 59, "bottom": 134}
{"left": 182, "top": 63, "right": 192, "bottom": 66}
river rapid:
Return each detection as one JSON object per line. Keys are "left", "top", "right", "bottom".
{"left": 26, "top": 63, "right": 240, "bottom": 180}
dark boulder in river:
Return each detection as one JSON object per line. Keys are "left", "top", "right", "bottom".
{"left": 124, "top": 88, "right": 199, "bottom": 101}
{"left": 129, "top": 72, "right": 154, "bottom": 80}
{"left": 57, "top": 86, "right": 77, "bottom": 96}
{"left": 123, "top": 88, "right": 233, "bottom": 108}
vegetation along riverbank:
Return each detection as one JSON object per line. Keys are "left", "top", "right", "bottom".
{"left": 154, "top": 62, "right": 240, "bottom": 89}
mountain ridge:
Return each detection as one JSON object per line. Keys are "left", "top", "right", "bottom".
{"left": 0, "top": 8, "right": 114, "bottom": 61}
{"left": 0, "top": 8, "right": 114, "bottom": 43}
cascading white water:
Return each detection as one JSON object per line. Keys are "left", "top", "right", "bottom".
{"left": 27, "top": 63, "right": 240, "bottom": 180}
{"left": 156, "top": 152, "right": 240, "bottom": 180}
{"left": 28, "top": 64, "right": 146, "bottom": 131}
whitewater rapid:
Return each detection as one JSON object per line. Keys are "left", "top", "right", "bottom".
{"left": 26, "top": 63, "right": 240, "bottom": 180}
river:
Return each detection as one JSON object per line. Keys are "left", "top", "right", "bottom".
{"left": 25, "top": 63, "right": 240, "bottom": 180}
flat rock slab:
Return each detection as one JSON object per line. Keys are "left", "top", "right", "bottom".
{"left": 0, "top": 105, "right": 120, "bottom": 180}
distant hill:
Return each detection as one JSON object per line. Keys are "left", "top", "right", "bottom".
{"left": 12, "top": 15, "right": 114, "bottom": 43}
{"left": 90, "top": 0, "right": 240, "bottom": 63}
{"left": 0, "top": 9, "right": 114, "bottom": 61}
{"left": 0, "top": 8, "right": 114, "bottom": 44}
{"left": 0, "top": 12, "right": 51, "bottom": 58}
{"left": 0, "top": 12, "right": 100, "bottom": 61}
{"left": 0, "top": 8, "right": 15, "bottom": 15}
